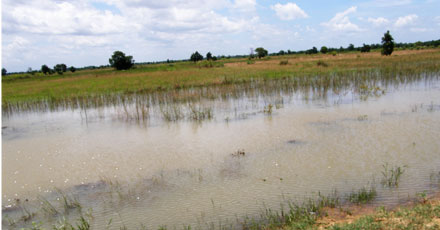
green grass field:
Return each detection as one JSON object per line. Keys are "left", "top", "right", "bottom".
{"left": 2, "top": 49, "right": 440, "bottom": 108}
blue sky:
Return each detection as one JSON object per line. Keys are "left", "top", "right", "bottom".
{"left": 2, "top": 0, "right": 440, "bottom": 72}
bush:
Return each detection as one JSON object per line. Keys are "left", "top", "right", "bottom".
{"left": 317, "top": 60, "right": 328, "bottom": 67}
{"left": 279, "top": 60, "right": 289, "bottom": 65}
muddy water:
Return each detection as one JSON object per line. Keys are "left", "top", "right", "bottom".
{"left": 2, "top": 81, "right": 440, "bottom": 229}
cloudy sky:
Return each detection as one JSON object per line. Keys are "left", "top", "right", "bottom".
{"left": 2, "top": 0, "right": 439, "bottom": 72}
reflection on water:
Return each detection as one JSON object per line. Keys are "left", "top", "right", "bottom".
{"left": 2, "top": 79, "right": 440, "bottom": 229}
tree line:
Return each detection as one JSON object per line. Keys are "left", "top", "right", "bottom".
{"left": 2, "top": 31, "right": 439, "bottom": 75}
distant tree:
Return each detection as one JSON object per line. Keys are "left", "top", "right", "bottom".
{"left": 360, "top": 44, "right": 371, "bottom": 53}
{"left": 109, "top": 51, "right": 134, "bottom": 70}
{"left": 27, "top": 67, "right": 36, "bottom": 75}
{"left": 2, "top": 68, "right": 7, "bottom": 75}
{"left": 206, "top": 52, "right": 213, "bottom": 60}
{"left": 320, "top": 46, "right": 328, "bottom": 54}
{"left": 249, "top": 47, "right": 255, "bottom": 59}
{"left": 255, "top": 47, "right": 268, "bottom": 58}
{"left": 190, "top": 51, "right": 203, "bottom": 62}
{"left": 381, "top": 30, "right": 395, "bottom": 56}
{"left": 54, "top": 64, "right": 67, "bottom": 74}
{"left": 306, "top": 47, "right": 318, "bottom": 54}
{"left": 41, "top": 65, "right": 50, "bottom": 75}
{"left": 212, "top": 56, "right": 218, "bottom": 61}
{"left": 347, "top": 44, "right": 355, "bottom": 51}
{"left": 278, "top": 50, "right": 286, "bottom": 55}
{"left": 287, "top": 49, "right": 292, "bottom": 54}
{"left": 69, "top": 66, "right": 76, "bottom": 72}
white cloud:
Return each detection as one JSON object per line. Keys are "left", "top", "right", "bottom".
{"left": 321, "top": 6, "right": 361, "bottom": 31}
{"left": 271, "top": 3, "right": 308, "bottom": 20}
{"left": 367, "top": 17, "right": 389, "bottom": 26}
{"left": 4, "top": 0, "right": 134, "bottom": 35}
{"left": 410, "top": 27, "right": 429, "bottom": 32}
{"left": 233, "top": 0, "right": 256, "bottom": 13}
{"left": 363, "top": 0, "right": 412, "bottom": 7}
{"left": 394, "top": 14, "right": 418, "bottom": 27}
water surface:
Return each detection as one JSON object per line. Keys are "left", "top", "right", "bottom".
{"left": 2, "top": 79, "right": 440, "bottom": 229}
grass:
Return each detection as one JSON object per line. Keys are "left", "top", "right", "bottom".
{"left": 15, "top": 197, "right": 440, "bottom": 230}
{"left": 331, "top": 200, "right": 440, "bottom": 230}
{"left": 8, "top": 179, "right": 440, "bottom": 230}
{"left": 3, "top": 49, "right": 440, "bottom": 115}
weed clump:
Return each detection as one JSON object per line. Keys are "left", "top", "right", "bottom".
{"left": 279, "top": 60, "right": 289, "bottom": 65}
{"left": 317, "top": 60, "right": 328, "bottom": 67}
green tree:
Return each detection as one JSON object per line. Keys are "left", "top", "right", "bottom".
{"left": 41, "top": 65, "right": 50, "bottom": 74}
{"left": 206, "top": 52, "right": 212, "bottom": 60}
{"left": 255, "top": 47, "right": 268, "bottom": 59}
{"left": 320, "top": 46, "right": 328, "bottom": 54}
{"left": 306, "top": 47, "right": 318, "bottom": 54}
{"left": 381, "top": 30, "right": 394, "bottom": 56}
{"left": 109, "top": 51, "right": 134, "bottom": 70}
{"left": 190, "top": 51, "right": 203, "bottom": 62}
{"left": 360, "top": 44, "right": 371, "bottom": 53}
{"left": 2, "top": 68, "right": 7, "bottom": 75}
{"left": 54, "top": 64, "right": 67, "bottom": 74}
{"left": 69, "top": 66, "right": 76, "bottom": 72}
{"left": 347, "top": 44, "right": 355, "bottom": 51}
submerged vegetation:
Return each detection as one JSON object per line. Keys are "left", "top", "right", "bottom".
{"left": 348, "top": 187, "right": 377, "bottom": 204}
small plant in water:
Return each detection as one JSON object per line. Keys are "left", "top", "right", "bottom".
{"left": 348, "top": 186, "right": 377, "bottom": 204}
{"left": 357, "top": 115, "right": 368, "bottom": 121}
{"left": 416, "top": 191, "right": 428, "bottom": 204}
{"left": 232, "top": 149, "right": 246, "bottom": 157}
{"left": 381, "top": 162, "right": 407, "bottom": 187}
{"left": 263, "top": 104, "right": 274, "bottom": 114}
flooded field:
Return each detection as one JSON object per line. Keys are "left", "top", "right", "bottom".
{"left": 2, "top": 76, "right": 440, "bottom": 229}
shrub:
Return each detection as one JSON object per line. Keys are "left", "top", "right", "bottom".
{"left": 317, "top": 60, "right": 328, "bottom": 67}
{"left": 279, "top": 60, "right": 289, "bottom": 65}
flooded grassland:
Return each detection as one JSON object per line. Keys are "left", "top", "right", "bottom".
{"left": 2, "top": 52, "right": 440, "bottom": 229}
